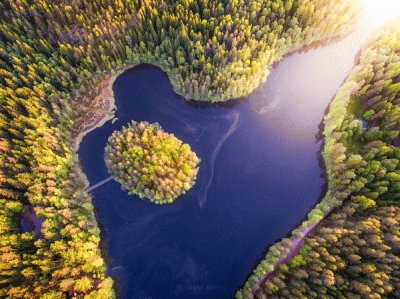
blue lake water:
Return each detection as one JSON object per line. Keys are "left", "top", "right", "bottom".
{"left": 79, "top": 64, "right": 326, "bottom": 298}
{"left": 77, "top": 13, "right": 393, "bottom": 299}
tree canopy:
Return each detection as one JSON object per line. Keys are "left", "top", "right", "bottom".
{"left": 0, "top": 0, "right": 360, "bottom": 297}
{"left": 105, "top": 121, "right": 200, "bottom": 204}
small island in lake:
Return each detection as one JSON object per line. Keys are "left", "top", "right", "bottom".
{"left": 105, "top": 121, "right": 200, "bottom": 204}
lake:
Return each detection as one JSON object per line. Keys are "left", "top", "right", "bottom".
{"left": 78, "top": 13, "right": 389, "bottom": 299}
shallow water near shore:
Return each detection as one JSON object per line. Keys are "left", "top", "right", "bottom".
{"left": 78, "top": 14, "right": 390, "bottom": 298}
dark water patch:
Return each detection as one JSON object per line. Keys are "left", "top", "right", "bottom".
{"left": 79, "top": 64, "right": 326, "bottom": 298}
{"left": 20, "top": 206, "right": 43, "bottom": 239}
{"left": 393, "top": 137, "right": 400, "bottom": 147}
{"left": 20, "top": 218, "right": 31, "bottom": 233}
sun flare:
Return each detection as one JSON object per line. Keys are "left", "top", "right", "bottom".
{"left": 362, "top": 0, "right": 400, "bottom": 27}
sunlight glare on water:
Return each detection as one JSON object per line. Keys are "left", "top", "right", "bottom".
{"left": 362, "top": 0, "right": 400, "bottom": 27}
{"left": 252, "top": 0, "right": 400, "bottom": 140}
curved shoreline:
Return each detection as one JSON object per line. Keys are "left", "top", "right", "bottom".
{"left": 73, "top": 25, "right": 359, "bottom": 292}
{"left": 71, "top": 23, "right": 357, "bottom": 154}
{"left": 73, "top": 57, "right": 342, "bottom": 298}
{"left": 236, "top": 43, "right": 366, "bottom": 298}
{"left": 73, "top": 69, "right": 121, "bottom": 190}
{"left": 251, "top": 222, "right": 318, "bottom": 295}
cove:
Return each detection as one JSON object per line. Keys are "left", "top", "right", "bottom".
{"left": 78, "top": 15, "right": 387, "bottom": 298}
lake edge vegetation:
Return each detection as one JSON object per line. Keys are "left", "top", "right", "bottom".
{"left": 237, "top": 20, "right": 400, "bottom": 298}
{"left": 0, "top": 0, "right": 360, "bottom": 297}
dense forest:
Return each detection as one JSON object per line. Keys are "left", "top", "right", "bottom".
{"left": 105, "top": 121, "right": 199, "bottom": 204}
{"left": 0, "top": 0, "right": 361, "bottom": 297}
{"left": 238, "top": 21, "right": 400, "bottom": 298}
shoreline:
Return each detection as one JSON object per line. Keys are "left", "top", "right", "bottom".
{"left": 249, "top": 206, "right": 336, "bottom": 296}
{"left": 235, "top": 27, "right": 364, "bottom": 298}
{"left": 74, "top": 70, "right": 120, "bottom": 150}
{"left": 71, "top": 22, "right": 358, "bottom": 158}
{"left": 237, "top": 38, "right": 366, "bottom": 299}
{"left": 73, "top": 66, "right": 133, "bottom": 189}
{"left": 71, "top": 27, "right": 359, "bottom": 295}
{"left": 73, "top": 62, "right": 337, "bottom": 298}
{"left": 70, "top": 66, "right": 134, "bottom": 299}
{"left": 251, "top": 223, "right": 318, "bottom": 295}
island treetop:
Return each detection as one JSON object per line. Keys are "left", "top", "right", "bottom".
{"left": 105, "top": 121, "right": 200, "bottom": 204}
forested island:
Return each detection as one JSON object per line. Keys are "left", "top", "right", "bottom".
{"left": 0, "top": 0, "right": 399, "bottom": 298}
{"left": 105, "top": 121, "right": 199, "bottom": 203}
